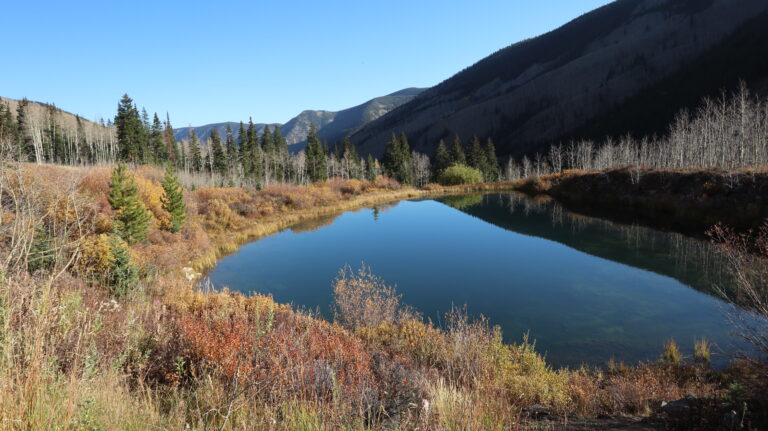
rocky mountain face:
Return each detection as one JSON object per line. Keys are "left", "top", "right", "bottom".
{"left": 349, "top": 0, "right": 768, "bottom": 158}
{"left": 174, "top": 88, "right": 424, "bottom": 149}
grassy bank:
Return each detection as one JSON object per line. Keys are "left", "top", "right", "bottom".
{"left": 1, "top": 163, "right": 765, "bottom": 430}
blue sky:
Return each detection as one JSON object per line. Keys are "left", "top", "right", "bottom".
{"left": 1, "top": 0, "right": 612, "bottom": 126}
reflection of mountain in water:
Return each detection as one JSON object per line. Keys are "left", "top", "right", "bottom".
{"left": 438, "top": 193, "right": 730, "bottom": 297}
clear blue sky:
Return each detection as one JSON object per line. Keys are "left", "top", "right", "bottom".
{"left": 1, "top": 0, "right": 612, "bottom": 127}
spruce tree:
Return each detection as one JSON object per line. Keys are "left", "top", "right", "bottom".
{"left": 108, "top": 163, "right": 150, "bottom": 244}
{"left": 107, "top": 235, "right": 138, "bottom": 298}
{"left": 433, "top": 139, "right": 452, "bottom": 179}
{"left": 366, "top": 154, "right": 377, "bottom": 181}
{"left": 151, "top": 113, "right": 168, "bottom": 163}
{"left": 160, "top": 164, "right": 186, "bottom": 232}
{"left": 484, "top": 138, "right": 499, "bottom": 181}
{"left": 468, "top": 135, "right": 488, "bottom": 175}
{"left": 452, "top": 134, "right": 466, "bottom": 165}
{"left": 210, "top": 128, "right": 227, "bottom": 177}
{"left": 381, "top": 133, "right": 399, "bottom": 178}
{"left": 189, "top": 128, "right": 203, "bottom": 172}
{"left": 15, "top": 98, "right": 35, "bottom": 161}
{"left": 28, "top": 224, "right": 54, "bottom": 273}
{"left": 225, "top": 124, "right": 237, "bottom": 174}
{"left": 305, "top": 124, "right": 327, "bottom": 182}
{"left": 114, "top": 94, "right": 143, "bottom": 163}
{"left": 164, "top": 114, "right": 180, "bottom": 168}
{"left": 245, "top": 119, "right": 264, "bottom": 187}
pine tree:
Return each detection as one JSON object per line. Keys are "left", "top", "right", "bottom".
{"left": 151, "top": 113, "right": 168, "bottom": 163}
{"left": 108, "top": 163, "right": 150, "bottom": 244}
{"left": 225, "top": 124, "right": 237, "bottom": 175}
{"left": 160, "top": 164, "right": 186, "bottom": 232}
{"left": 433, "top": 139, "right": 452, "bottom": 179}
{"left": 382, "top": 133, "right": 398, "bottom": 178}
{"left": 244, "top": 119, "right": 264, "bottom": 187}
{"left": 189, "top": 128, "right": 203, "bottom": 172}
{"left": 239, "top": 121, "right": 250, "bottom": 173}
{"left": 484, "top": 138, "right": 499, "bottom": 181}
{"left": 114, "top": 94, "right": 143, "bottom": 163}
{"left": 366, "top": 154, "right": 377, "bottom": 181}
{"left": 210, "top": 128, "right": 227, "bottom": 176}
{"left": 28, "top": 224, "right": 54, "bottom": 273}
{"left": 164, "top": 114, "right": 180, "bottom": 168}
{"left": 305, "top": 124, "right": 327, "bottom": 182}
{"left": 468, "top": 135, "right": 488, "bottom": 176}
{"left": 397, "top": 132, "right": 413, "bottom": 185}
{"left": 273, "top": 125, "right": 288, "bottom": 181}
{"left": 452, "top": 134, "right": 466, "bottom": 165}
{"left": 140, "top": 108, "right": 151, "bottom": 163}
{"left": 342, "top": 137, "right": 360, "bottom": 179}
{"left": 107, "top": 235, "right": 138, "bottom": 297}
{"left": 15, "top": 98, "right": 35, "bottom": 161}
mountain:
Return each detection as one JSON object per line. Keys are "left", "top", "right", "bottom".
{"left": 174, "top": 88, "right": 425, "bottom": 149}
{"left": 350, "top": 0, "right": 768, "bottom": 158}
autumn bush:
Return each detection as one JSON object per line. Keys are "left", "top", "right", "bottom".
{"left": 2, "top": 162, "right": 761, "bottom": 430}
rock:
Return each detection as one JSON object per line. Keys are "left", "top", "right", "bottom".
{"left": 661, "top": 395, "right": 697, "bottom": 416}
{"left": 524, "top": 404, "right": 550, "bottom": 419}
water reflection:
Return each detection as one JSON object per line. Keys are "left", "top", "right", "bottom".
{"left": 209, "top": 193, "right": 749, "bottom": 367}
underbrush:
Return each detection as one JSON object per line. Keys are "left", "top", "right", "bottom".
{"left": 0, "top": 162, "right": 764, "bottom": 429}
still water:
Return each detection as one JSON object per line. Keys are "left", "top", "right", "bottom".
{"left": 209, "top": 193, "right": 748, "bottom": 367}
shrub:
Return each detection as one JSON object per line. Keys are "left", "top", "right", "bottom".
{"left": 439, "top": 165, "right": 483, "bottom": 185}
{"left": 333, "top": 265, "right": 413, "bottom": 330}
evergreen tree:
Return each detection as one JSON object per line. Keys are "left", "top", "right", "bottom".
{"left": 107, "top": 235, "right": 138, "bottom": 298}
{"left": 28, "top": 224, "right": 54, "bottom": 273}
{"left": 114, "top": 94, "right": 144, "bottom": 163}
{"left": 15, "top": 99, "right": 35, "bottom": 161}
{"left": 451, "top": 134, "right": 466, "bottom": 165}
{"left": 484, "top": 138, "right": 499, "bottom": 181}
{"left": 468, "top": 135, "right": 488, "bottom": 176}
{"left": 305, "top": 124, "right": 327, "bottom": 182}
{"left": 225, "top": 124, "right": 237, "bottom": 174}
{"left": 151, "top": 113, "right": 168, "bottom": 163}
{"left": 433, "top": 139, "right": 452, "bottom": 179}
{"left": 108, "top": 163, "right": 150, "bottom": 244}
{"left": 342, "top": 137, "right": 360, "bottom": 179}
{"left": 0, "top": 102, "right": 20, "bottom": 160}
{"left": 238, "top": 121, "right": 250, "bottom": 173}
{"left": 189, "top": 128, "right": 203, "bottom": 172}
{"left": 366, "top": 154, "right": 377, "bottom": 181}
{"left": 210, "top": 128, "right": 227, "bottom": 176}
{"left": 164, "top": 114, "right": 180, "bottom": 168}
{"left": 398, "top": 132, "right": 413, "bottom": 185}
{"left": 273, "top": 125, "right": 288, "bottom": 181}
{"left": 160, "top": 164, "right": 186, "bottom": 232}
{"left": 381, "top": 133, "right": 398, "bottom": 178}
{"left": 245, "top": 119, "right": 264, "bottom": 187}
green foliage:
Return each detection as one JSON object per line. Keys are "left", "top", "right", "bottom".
{"left": 107, "top": 235, "right": 138, "bottom": 298}
{"left": 484, "top": 138, "right": 499, "bottom": 181}
{"left": 243, "top": 119, "right": 264, "bottom": 186}
{"left": 108, "top": 163, "right": 150, "bottom": 244}
{"left": 305, "top": 124, "right": 327, "bottom": 182}
{"left": 381, "top": 133, "right": 413, "bottom": 185}
{"left": 114, "top": 94, "right": 144, "bottom": 163}
{"left": 150, "top": 113, "right": 167, "bottom": 164}
{"left": 366, "top": 154, "right": 377, "bottom": 181}
{"left": 210, "top": 128, "right": 227, "bottom": 177}
{"left": 451, "top": 134, "right": 466, "bottom": 165}
{"left": 160, "top": 164, "right": 186, "bottom": 233}
{"left": 433, "top": 139, "right": 452, "bottom": 179}
{"left": 439, "top": 164, "right": 483, "bottom": 185}
{"left": 188, "top": 128, "right": 203, "bottom": 173}
{"left": 28, "top": 225, "right": 55, "bottom": 273}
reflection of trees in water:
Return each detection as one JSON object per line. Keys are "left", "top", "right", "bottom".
{"left": 466, "top": 193, "right": 733, "bottom": 298}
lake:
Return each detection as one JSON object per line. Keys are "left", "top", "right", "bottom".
{"left": 208, "top": 192, "right": 748, "bottom": 367}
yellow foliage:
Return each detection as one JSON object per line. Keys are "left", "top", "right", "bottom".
{"left": 134, "top": 175, "right": 169, "bottom": 229}
{"left": 77, "top": 233, "right": 113, "bottom": 276}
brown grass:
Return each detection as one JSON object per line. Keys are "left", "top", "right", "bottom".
{"left": 0, "top": 162, "right": 759, "bottom": 430}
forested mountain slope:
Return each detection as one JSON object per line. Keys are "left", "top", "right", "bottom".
{"left": 350, "top": 0, "right": 768, "bottom": 158}
{"left": 173, "top": 88, "right": 424, "bottom": 149}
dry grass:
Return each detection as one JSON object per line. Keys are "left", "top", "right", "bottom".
{"left": 0, "top": 162, "right": 760, "bottom": 430}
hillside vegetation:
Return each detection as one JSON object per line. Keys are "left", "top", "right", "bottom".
{"left": 351, "top": 0, "right": 768, "bottom": 158}
{"left": 1, "top": 161, "right": 767, "bottom": 429}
